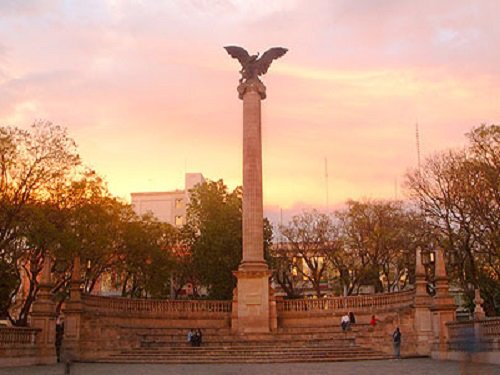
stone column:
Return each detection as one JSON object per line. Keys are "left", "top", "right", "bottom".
{"left": 430, "top": 247, "right": 456, "bottom": 358}
{"left": 473, "top": 289, "right": 486, "bottom": 320}
{"left": 414, "top": 248, "right": 433, "bottom": 355}
{"left": 61, "top": 256, "right": 83, "bottom": 362}
{"left": 30, "top": 257, "right": 57, "bottom": 364}
{"left": 232, "top": 78, "right": 273, "bottom": 334}
{"left": 413, "top": 247, "right": 433, "bottom": 355}
{"left": 239, "top": 78, "right": 267, "bottom": 269}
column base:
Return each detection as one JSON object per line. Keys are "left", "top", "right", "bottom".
{"left": 232, "top": 267, "right": 272, "bottom": 334}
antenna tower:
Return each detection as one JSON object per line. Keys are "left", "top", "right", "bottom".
{"left": 416, "top": 122, "right": 422, "bottom": 172}
{"left": 324, "top": 157, "right": 329, "bottom": 211}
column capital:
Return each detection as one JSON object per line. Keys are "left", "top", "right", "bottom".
{"left": 238, "top": 78, "right": 266, "bottom": 100}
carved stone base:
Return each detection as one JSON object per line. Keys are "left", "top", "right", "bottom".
{"left": 232, "top": 267, "right": 272, "bottom": 334}
{"left": 31, "top": 288, "right": 57, "bottom": 365}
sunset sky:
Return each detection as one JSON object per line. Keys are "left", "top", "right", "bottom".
{"left": 1, "top": 0, "right": 499, "bottom": 220}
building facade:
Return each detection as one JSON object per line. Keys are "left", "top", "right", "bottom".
{"left": 131, "top": 173, "right": 204, "bottom": 227}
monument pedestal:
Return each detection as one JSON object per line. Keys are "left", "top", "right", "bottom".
{"left": 31, "top": 259, "right": 57, "bottom": 364}
{"left": 232, "top": 266, "right": 272, "bottom": 334}
{"left": 430, "top": 248, "right": 456, "bottom": 357}
{"left": 61, "top": 257, "right": 83, "bottom": 362}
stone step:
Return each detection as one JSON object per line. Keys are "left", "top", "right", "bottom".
{"left": 122, "top": 326, "right": 360, "bottom": 337}
{"left": 97, "top": 354, "right": 392, "bottom": 364}
{"left": 118, "top": 347, "right": 377, "bottom": 355}
{"left": 134, "top": 334, "right": 355, "bottom": 343}
{"left": 101, "top": 325, "right": 392, "bottom": 364}
{"left": 140, "top": 334, "right": 355, "bottom": 343}
{"left": 140, "top": 340, "right": 355, "bottom": 349}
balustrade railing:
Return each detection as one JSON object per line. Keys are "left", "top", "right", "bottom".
{"left": 447, "top": 317, "right": 500, "bottom": 352}
{"left": 480, "top": 317, "right": 500, "bottom": 338}
{"left": 0, "top": 327, "right": 38, "bottom": 346}
{"left": 277, "top": 290, "right": 415, "bottom": 313}
{"left": 447, "top": 320, "right": 474, "bottom": 340}
{"left": 82, "top": 294, "right": 232, "bottom": 316}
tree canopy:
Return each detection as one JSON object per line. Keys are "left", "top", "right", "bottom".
{"left": 405, "top": 124, "right": 500, "bottom": 315}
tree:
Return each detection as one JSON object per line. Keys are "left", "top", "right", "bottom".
{"left": 0, "top": 122, "right": 80, "bottom": 325}
{"left": 336, "top": 200, "right": 419, "bottom": 294}
{"left": 116, "top": 213, "right": 177, "bottom": 298}
{"left": 406, "top": 124, "right": 500, "bottom": 315}
{"left": 0, "top": 259, "right": 18, "bottom": 319}
{"left": 0, "top": 122, "right": 80, "bottom": 260}
{"left": 183, "top": 180, "right": 243, "bottom": 299}
{"left": 277, "top": 211, "right": 339, "bottom": 297}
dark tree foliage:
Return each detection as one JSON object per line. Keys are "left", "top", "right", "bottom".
{"left": 183, "top": 180, "right": 242, "bottom": 300}
{"left": 183, "top": 180, "right": 272, "bottom": 300}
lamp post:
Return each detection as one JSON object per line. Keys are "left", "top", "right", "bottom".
{"left": 421, "top": 246, "right": 436, "bottom": 296}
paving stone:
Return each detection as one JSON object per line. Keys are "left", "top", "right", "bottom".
{"left": 1, "top": 358, "right": 500, "bottom": 375}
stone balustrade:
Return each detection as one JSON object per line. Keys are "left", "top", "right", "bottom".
{"left": 0, "top": 327, "right": 38, "bottom": 346}
{"left": 447, "top": 320, "right": 475, "bottom": 341}
{"left": 277, "top": 290, "right": 415, "bottom": 313}
{"left": 82, "top": 294, "right": 232, "bottom": 316}
{"left": 481, "top": 317, "right": 500, "bottom": 338}
{"left": 447, "top": 317, "right": 500, "bottom": 352}
{"left": 0, "top": 327, "right": 40, "bottom": 367}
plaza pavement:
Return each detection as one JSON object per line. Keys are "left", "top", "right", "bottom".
{"left": 1, "top": 358, "right": 499, "bottom": 375}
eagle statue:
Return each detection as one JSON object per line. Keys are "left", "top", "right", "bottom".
{"left": 224, "top": 46, "right": 288, "bottom": 83}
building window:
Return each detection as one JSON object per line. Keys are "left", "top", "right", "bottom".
{"left": 175, "top": 215, "right": 183, "bottom": 227}
{"left": 175, "top": 198, "right": 183, "bottom": 208}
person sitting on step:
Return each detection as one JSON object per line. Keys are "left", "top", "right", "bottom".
{"left": 193, "top": 328, "right": 203, "bottom": 347}
{"left": 187, "top": 328, "right": 195, "bottom": 346}
{"left": 341, "top": 313, "right": 351, "bottom": 331}
{"left": 348, "top": 311, "right": 356, "bottom": 325}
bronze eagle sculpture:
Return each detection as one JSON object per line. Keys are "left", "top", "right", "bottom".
{"left": 224, "top": 46, "right": 288, "bottom": 83}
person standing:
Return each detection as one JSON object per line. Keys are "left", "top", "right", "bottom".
{"left": 187, "top": 328, "right": 194, "bottom": 346}
{"left": 55, "top": 317, "right": 64, "bottom": 363}
{"left": 393, "top": 327, "right": 402, "bottom": 359}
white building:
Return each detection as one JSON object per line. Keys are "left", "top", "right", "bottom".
{"left": 131, "top": 173, "right": 205, "bottom": 227}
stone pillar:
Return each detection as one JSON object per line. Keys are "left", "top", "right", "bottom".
{"left": 232, "top": 78, "right": 273, "bottom": 334}
{"left": 30, "top": 257, "right": 57, "bottom": 364}
{"left": 413, "top": 247, "right": 433, "bottom": 355}
{"left": 430, "top": 247, "right": 456, "bottom": 358}
{"left": 239, "top": 78, "right": 267, "bottom": 269}
{"left": 473, "top": 289, "right": 486, "bottom": 320}
{"left": 61, "top": 256, "right": 83, "bottom": 362}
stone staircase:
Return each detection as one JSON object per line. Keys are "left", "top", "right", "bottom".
{"left": 97, "top": 326, "right": 393, "bottom": 364}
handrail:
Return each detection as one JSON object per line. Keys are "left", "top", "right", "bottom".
{"left": 0, "top": 327, "right": 39, "bottom": 346}
{"left": 276, "top": 290, "right": 415, "bottom": 312}
{"left": 82, "top": 294, "right": 232, "bottom": 315}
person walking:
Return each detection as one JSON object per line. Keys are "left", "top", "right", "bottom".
{"left": 393, "top": 327, "right": 402, "bottom": 359}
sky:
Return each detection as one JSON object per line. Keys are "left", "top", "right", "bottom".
{"left": 1, "top": 0, "right": 499, "bottom": 221}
